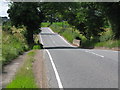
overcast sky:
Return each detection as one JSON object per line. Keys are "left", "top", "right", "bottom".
{"left": 0, "top": 0, "right": 10, "bottom": 17}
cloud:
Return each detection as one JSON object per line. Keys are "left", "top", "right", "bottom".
{"left": 0, "top": 0, "right": 10, "bottom": 17}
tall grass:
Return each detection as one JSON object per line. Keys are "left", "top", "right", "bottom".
{"left": 50, "top": 22, "right": 79, "bottom": 43}
{"left": 95, "top": 40, "right": 120, "bottom": 48}
{"left": 2, "top": 25, "right": 28, "bottom": 65}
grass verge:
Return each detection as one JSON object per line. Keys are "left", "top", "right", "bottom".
{"left": 95, "top": 40, "right": 120, "bottom": 48}
{"left": 6, "top": 50, "right": 38, "bottom": 88}
{"left": 50, "top": 22, "right": 79, "bottom": 43}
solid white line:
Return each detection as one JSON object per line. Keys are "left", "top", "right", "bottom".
{"left": 48, "top": 27, "right": 73, "bottom": 47}
{"left": 46, "top": 49, "right": 63, "bottom": 88}
{"left": 48, "top": 27, "right": 54, "bottom": 33}
{"left": 58, "top": 35, "right": 73, "bottom": 47}
{"left": 39, "top": 32, "right": 63, "bottom": 88}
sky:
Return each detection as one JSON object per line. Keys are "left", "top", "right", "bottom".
{"left": 0, "top": 0, "right": 10, "bottom": 17}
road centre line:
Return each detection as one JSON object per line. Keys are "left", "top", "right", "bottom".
{"left": 40, "top": 33, "right": 64, "bottom": 89}
{"left": 90, "top": 49, "right": 118, "bottom": 53}
{"left": 85, "top": 50, "right": 104, "bottom": 58}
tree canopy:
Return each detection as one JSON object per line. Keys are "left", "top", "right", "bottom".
{"left": 7, "top": 2, "right": 120, "bottom": 45}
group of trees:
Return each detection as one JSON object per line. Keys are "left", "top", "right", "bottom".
{"left": 7, "top": 2, "right": 120, "bottom": 45}
{"left": 7, "top": 2, "right": 44, "bottom": 45}
{"left": 41, "top": 2, "right": 120, "bottom": 40}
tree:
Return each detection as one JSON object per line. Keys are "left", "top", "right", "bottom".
{"left": 96, "top": 2, "right": 120, "bottom": 39}
{"left": 39, "top": 2, "right": 78, "bottom": 26}
{"left": 7, "top": 2, "right": 44, "bottom": 45}
{"left": 62, "top": 2, "right": 104, "bottom": 40}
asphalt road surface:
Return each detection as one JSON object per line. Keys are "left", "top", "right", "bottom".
{"left": 40, "top": 27, "right": 118, "bottom": 88}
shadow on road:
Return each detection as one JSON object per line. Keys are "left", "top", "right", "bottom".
{"left": 40, "top": 33, "right": 58, "bottom": 35}
{"left": 43, "top": 46, "right": 80, "bottom": 50}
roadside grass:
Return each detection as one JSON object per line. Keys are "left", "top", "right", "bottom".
{"left": 6, "top": 51, "right": 38, "bottom": 88}
{"left": 95, "top": 40, "right": 120, "bottom": 48}
{"left": 50, "top": 22, "right": 79, "bottom": 43}
{"left": 41, "top": 22, "right": 50, "bottom": 27}
{"left": 61, "top": 28, "right": 79, "bottom": 43}
{"left": 2, "top": 27, "right": 29, "bottom": 65}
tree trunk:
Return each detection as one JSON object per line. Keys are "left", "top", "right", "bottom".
{"left": 26, "top": 27, "right": 34, "bottom": 45}
{"left": 108, "top": 17, "right": 120, "bottom": 39}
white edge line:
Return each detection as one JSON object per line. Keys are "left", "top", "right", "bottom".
{"left": 39, "top": 32, "right": 63, "bottom": 88}
{"left": 48, "top": 27, "right": 54, "bottom": 33}
{"left": 48, "top": 27, "right": 73, "bottom": 47}
{"left": 58, "top": 35, "right": 73, "bottom": 47}
{"left": 46, "top": 49, "right": 63, "bottom": 88}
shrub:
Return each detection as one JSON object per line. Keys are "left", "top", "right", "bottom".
{"left": 32, "top": 45, "right": 42, "bottom": 49}
{"left": 99, "top": 30, "right": 114, "bottom": 42}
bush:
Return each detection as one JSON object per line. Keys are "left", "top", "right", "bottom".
{"left": 32, "top": 44, "right": 43, "bottom": 50}
{"left": 99, "top": 30, "right": 114, "bottom": 42}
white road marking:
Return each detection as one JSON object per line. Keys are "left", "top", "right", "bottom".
{"left": 85, "top": 50, "right": 104, "bottom": 58}
{"left": 90, "top": 49, "right": 118, "bottom": 53}
{"left": 48, "top": 27, "right": 73, "bottom": 47}
{"left": 46, "top": 49, "right": 63, "bottom": 88}
{"left": 39, "top": 32, "right": 63, "bottom": 89}
{"left": 58, "top": 35, "right": 73, "bottom": 47}
{"left": 48, "top": 28, "right": 54, "bottom": 33}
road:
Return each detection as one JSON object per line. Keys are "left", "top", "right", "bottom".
{"left": 40, "top": 27, "right": 118, "bottom": 88}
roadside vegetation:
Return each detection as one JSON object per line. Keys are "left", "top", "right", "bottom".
{"left": 2, "top": 20, "right": 43, "bottom": 66}
{"left": 6, "top": 51, "right": 38, "bottom": 88}
{"left": 2, "top": 22, "right": 29, "bottom": 65}
{"left": 2, "top": 22, "right": 42, "bottom": 88}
